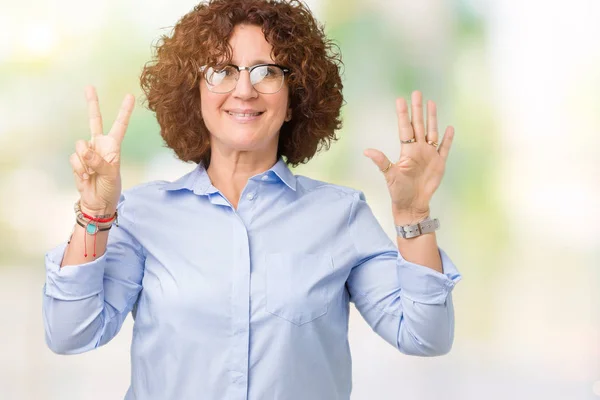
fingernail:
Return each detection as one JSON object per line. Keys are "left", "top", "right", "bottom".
{"left": 82, "top": 173, "right": 89, "bottom": 180}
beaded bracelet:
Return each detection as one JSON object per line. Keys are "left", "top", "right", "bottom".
{"left": 73, "top": 200, "right": 118, "bottom": 257}
{"left": 76, "top": 212, "right": 114, "bottom": 230}
{"left": 74, "top": 201, "right": 119, "bottom": 225}
{"left": 75, "top": 218, "right": 112, "bottom": 232}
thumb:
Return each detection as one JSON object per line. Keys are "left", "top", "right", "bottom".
{"left": 83, "top": 148, "right": 114, "bottom": 175}
{"left": 363, "top": 148, "right": 392, "bottom": 172}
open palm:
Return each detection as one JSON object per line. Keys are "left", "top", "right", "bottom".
{"left": 364, "top": 91, "right": 454, "bottom": 219}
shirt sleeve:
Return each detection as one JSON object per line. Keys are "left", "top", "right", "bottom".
{"left": 345, "top": 191, "right": 462, "bottom": 356}
{"left": 42, "top": 193, "right": 145, "bottom": 354}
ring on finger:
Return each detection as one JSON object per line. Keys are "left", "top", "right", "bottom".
{"left": 427, "top": 140, "right": 439, "bottom": 147}
{"left": 381, "top": 161, "right": 393, "bottom": 173}
{"left": 400, "top": 138, "right": 416, "bottom": 144}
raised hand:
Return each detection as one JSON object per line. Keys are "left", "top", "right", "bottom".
{"left": 364, "top": 90, "right": 454, "bottom": 222}
{"left": 69, "top": 86, "right": 135, "bottom": 215}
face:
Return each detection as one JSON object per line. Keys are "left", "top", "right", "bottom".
{"left": 200, "top": 24, "right": 291, "bottom": 157}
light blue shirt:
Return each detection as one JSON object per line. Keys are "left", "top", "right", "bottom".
{"left": 43, "top": 158, "right": 461, "bottom": 400}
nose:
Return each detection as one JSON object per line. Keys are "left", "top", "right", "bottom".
{"left": 232, "top": 70, "right": 258, "bottom": 100}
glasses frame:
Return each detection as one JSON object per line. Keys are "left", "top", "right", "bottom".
{"left": 200, "top": 63, "right": 290, "bottom": 94}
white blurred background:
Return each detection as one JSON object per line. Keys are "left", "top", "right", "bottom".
{"left": 0, "top": 0, "right": 598, "bottom": 399}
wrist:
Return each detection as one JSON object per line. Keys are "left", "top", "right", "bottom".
{"left": 80, "top": 208, "right": 116, "bottom": 219}
{"left": 395, "top": 216, "right": 440, "bottom": 239}
{"left": 392, "top": 208, "right": 430, "bottom": 226}
{"left": 77, "top": 202, "right": 117, "bottom": 218}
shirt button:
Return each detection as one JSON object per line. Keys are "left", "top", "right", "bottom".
{"left": 261, "top": 175, "right": 269, "bottom": 181}
{"left": 246, "top": 193, "right": 256, "bottom": 201}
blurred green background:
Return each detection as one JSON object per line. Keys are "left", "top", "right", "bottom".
{"left": 1, "top": 0, "right": 599, "bottom": 399}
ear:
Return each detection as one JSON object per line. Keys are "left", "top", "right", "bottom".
{"left": 285, "top": 108, "right": 292, "bottom": 122}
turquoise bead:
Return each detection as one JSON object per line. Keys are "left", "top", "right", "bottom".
{"left": 86, "top": 223, "right": 98, "bottom": 235}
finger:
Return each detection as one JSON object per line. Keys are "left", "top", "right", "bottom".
{"left": 411, "top": 90, "right": 426, "bottom": 142}
{"left": 438, "top": 126, "right": 455, "bottom": 160}
{"left": 84, "top": 147, "right": 113, "bottom": 175}
{"left": 425, "top": 100, "right": 439, "bottom": 144}
{"left": 75, "top": 139, "right": 94, "bottom": 175}
{"left": 395, "top": 98, "right": 414, "bottom": 143}
{"left": 69, "top": 153, "right": 89, "bottom": 181}
{"left": 108, "top": 94, "right": 135, "bottom": 144}
{"left": 363, "top": 148, "right": 393, "bottom": 173}
{"left": 85, "top": 86, "right": 103, "bottom": 142}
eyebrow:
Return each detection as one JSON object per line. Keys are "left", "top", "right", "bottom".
{"left": 228, "top": 60, "right": 274, "bottom": 66}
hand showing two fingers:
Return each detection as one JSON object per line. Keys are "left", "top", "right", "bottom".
{"left": 69, "top": 86, "right": 135, "bottom": 214}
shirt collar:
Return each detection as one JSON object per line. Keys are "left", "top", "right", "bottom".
{"left": 161, "top": 157, "right": 297, "bottom": 195}
{"left": 270, "top": 157, "right": 297, "bottom": 191}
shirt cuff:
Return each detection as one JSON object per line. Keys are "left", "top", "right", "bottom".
{"left": 44, "top": 242, "right": 108, "bottom": 300}
{"left": 397, "top": 247, "right": 462, "bottom": 305}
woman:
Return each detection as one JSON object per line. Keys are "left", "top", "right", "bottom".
{"left": 43, "top": 0, "right": 461, "bottom": 399}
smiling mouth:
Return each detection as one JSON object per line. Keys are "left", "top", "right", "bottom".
{"left": 226, "top": 111, "right": 264, "bottom": 117}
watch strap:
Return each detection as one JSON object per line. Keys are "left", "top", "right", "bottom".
{"left": 395, "top": 217, "right": 440, "bottom": 239}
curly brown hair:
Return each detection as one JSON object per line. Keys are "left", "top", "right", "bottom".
{"left": 139, "top": 0, "right": 344, "bottom": 168}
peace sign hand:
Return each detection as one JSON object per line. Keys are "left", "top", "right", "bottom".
{"left": 364, "top": 91, "right": 455, "bottom": 222}
{"left": 69, "top": 86, "right": 135, "bottom": 215}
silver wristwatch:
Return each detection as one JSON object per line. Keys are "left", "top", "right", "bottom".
{"left": 395, "top": 216, "right": 440, "bottom": 239}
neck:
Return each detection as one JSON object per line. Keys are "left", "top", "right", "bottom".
{"left": 206, "top": 149, "right": 278, "bottom": 208}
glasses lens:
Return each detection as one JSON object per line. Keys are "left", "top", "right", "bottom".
{"left": 205, "top": 65, "right": 237, "bottom": 93}
{"left": 202, "top": 64, "right": 286, "bottom": 94}
{"left": 251, "top": 65, "right": 285, "bottom": 94}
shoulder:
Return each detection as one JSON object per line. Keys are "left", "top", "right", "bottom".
{"left": 295, "top": 174, "right": 364, "bottom": 203}
{"left": 112, "top": 181, "right": 171, "bottom": 222}
{"left": 121, "top": 180, "right": 172, "bottom": 200}
{"left": 117, "top": 178, "right": 190, "bottom": 216}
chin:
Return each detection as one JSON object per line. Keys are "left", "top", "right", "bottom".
{"left": 231, "top": 129, "right": 263, "bottom": 146}
{"left": 219, "top": 131, "right": 270, "bottom": 152}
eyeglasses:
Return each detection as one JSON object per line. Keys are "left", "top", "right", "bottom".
{"left": 200, "top": 63, "right": 290, "bottom": 94}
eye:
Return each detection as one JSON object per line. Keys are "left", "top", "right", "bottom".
{"left": 255, "top": 66, "right": 282, "bottom": 79}
{"left": 205, "top": 65, "right": 237, "bottom": 85}
{"left": 214, "top": 66, "right": 235, "bottom": 76}
{"left": 262, "top": 67, "right": 274, "bottom": 77}
{"left": 221, "top": 67, "right": 236, "bottom": 76}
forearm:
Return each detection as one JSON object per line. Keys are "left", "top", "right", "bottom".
{"left": 61, "top": 224, "right": 110, "bottom": 267}
{"left": 44, "top": 241, "right": 112, "bottom": 353}
{"left": 61, "top": 204, "right": 116, "bottom": 268}
{"left": 397, "top": 291, "right": 455, "bottom": 355}
{"left": 393, "top": 212, "right": 443, "bottom": 273}
{"left": 43, "top": 290, "right": 108, "bottom": 354}
{"left": 44, "top": 205, "right": 143, "bottom": 354}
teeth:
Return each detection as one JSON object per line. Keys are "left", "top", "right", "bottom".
{"left": 228, "top": 111, "right": 261, "bottom": 117}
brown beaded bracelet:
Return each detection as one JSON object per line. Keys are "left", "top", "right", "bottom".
{"left": 72, "top": 200, "right": 117, "bottom": 257}
{"left": 75, "top": 218, "right": 112, "bottom": 232}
